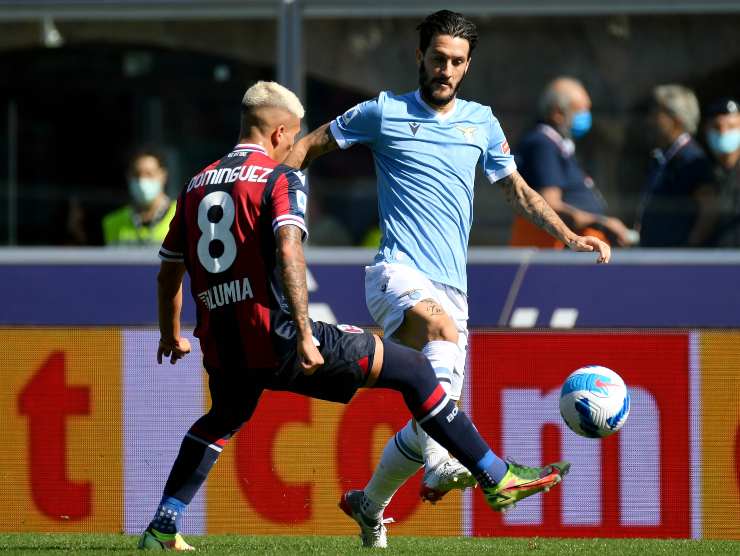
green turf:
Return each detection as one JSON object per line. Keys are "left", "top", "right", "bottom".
{"left": 0, "top": 534, "right": 737, "bottom": 555}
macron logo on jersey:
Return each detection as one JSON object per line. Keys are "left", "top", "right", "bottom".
{"left": 296, "top": 190, "right": 307, "bottom": 212}
{"left": 408, "top": 122, "right": 421, "bottom": 136}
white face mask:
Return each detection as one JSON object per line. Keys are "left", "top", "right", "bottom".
{"left": 128, "top": 177, "right": 163, "bottom": 206}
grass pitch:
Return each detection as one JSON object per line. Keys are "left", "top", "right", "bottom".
{"left": 0, "top": 534, "right": 738, "bottom": 555}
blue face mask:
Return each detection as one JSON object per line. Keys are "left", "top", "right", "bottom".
{"left": 707, "top": 129, "right": 740, "bottom": 155}
{"left": 128, "top": 177, "right": 163, "bottom": 206}
{"left": 570, "top": 110, "right": 592, "bottom": 138}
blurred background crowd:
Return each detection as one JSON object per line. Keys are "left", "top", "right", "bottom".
{"left": 0, "top": 0, "right": 738, "bottom": 248}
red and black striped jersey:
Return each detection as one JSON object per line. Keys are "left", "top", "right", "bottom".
{"left": 159, "top": 143, "right": 309, "bottom": 370}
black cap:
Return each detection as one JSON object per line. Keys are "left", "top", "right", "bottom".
{"left": 705, "top": 98, "right": 739, "bottom": 118}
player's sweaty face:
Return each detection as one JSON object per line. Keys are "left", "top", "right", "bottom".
{"left": 417, "top": 34, "right": 471, "bottom": 107}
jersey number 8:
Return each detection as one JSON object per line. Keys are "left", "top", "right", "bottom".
{"left": 197, "top": 191, "right": 237, "bottom": 273}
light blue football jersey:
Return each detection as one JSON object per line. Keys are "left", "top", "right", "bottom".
{"left": 330, "top": 90, "right": 516, "bottom": 293}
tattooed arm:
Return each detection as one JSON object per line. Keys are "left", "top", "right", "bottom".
{"left": 284, "top": 123, "right": 339, "bottom": 169}
{"left": 499, "top": 170, "right": 611, "bottom": 263}
{"left": 276, "top": 224, "right": 324, "bottom": 373}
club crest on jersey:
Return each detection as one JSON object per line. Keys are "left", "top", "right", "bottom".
{"left": 455, "top": 125, "right": 477, "bottom": 143}
{"left": 408, "top": 122, "right": 421, "bottom": 136}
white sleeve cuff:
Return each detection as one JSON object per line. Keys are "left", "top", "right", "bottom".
{"left": 486, "top": 160, "right": 517, "bottom": 184}
{"left": 158, "top": 247, "right": 184, "bottom": 262}
{"left": 329, "top": 121, "right": 352, "bottom": 150}
{"left": 273, "top": 215, "right": 308, "bottom": 242}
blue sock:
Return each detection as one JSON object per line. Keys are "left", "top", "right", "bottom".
{"left": 475, "top": 450, "right": 510, "bottom": 486}
{"left": 375, "top": 340, "right": 508, "bottom": 489}
{"left": 150, "top": 496, "right": 186, "bottom": 535}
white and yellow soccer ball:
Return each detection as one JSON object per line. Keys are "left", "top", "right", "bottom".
{"left": 559, "top": 365, "right": 630, "bottom": 438}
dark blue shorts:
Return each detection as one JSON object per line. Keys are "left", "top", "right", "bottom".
{"left": 204, "top": 315, "right": 377, "bottom": 432}
{"left": 268, "top": 316, "right": 377, "bottom": 403}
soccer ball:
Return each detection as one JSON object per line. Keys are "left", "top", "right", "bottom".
{"left": 559, "top": 365, "right": 630, "bottom": 438}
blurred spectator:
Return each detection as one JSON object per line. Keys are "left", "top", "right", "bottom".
{"left": 637, "top": 85, "right": 718, "bottom": 247}
{"left": 360, "top": 223, "right": 382, "bottom": 249}
{"left": 102, "top": 148, "right": 175, "bottom": 246}
{"left": 703, "top": 98, "right": 740, "bottom": 246}
{"left": 306, "top": 194, "right": 352, "bottom": 246}
{"left": 64, "top": 197, "right": 88, "bottom": 245}
{"left": 511, "top": 77, "right": 635, "bottom": 248}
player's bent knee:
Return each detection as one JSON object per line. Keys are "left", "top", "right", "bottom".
{"left": 397, "top": 299, "right": 459, "bottom": 348}
{"left": 434, "top": 320, "right": 459, "bottom": 344}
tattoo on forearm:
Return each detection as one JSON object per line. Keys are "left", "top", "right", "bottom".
{"left": 423, "top": 300, "right": 443, "bottom": 316}
{"left": 499, "top": 173, "right": 573, "bottom": 245}
{"left": 313, "top": 125, "right": 338, "bottom": 160}
{"left": 277, "top": 226, "right": 310, "bottom": 329}
{"left": 286, "top": 123, "right": 338, "bottom": 169}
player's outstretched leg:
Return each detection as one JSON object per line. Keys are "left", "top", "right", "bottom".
{"left": 417, "top": 340, "right": 476, "bottom": 504}
{"left": 372, "top": 339, "right": 569, "bottom": 513}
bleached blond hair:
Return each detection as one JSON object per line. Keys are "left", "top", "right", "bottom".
{"left": 241, "top": 81, "right": 305, "bottom": 119}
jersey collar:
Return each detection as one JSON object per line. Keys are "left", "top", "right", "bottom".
{"left": 233, "top": 143, "right": 268, "bottom": 154}
{"left": 662, "top": 133, "right": 691, "bottom": 163}
{"left": 651, "top": 133, "right": 691, "bottom": 165}
{"left": 538, "top": 123, "right": 575, "bottom": 157}
{"left": 414, "top": 89, "right": 457, "bottom": 121}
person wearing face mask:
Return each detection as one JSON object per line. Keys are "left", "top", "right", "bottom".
{"left": 102, "top": 148, "right": 176, "bottom": 245}
{"left": 704, "top": 98, "right": 740, "bottom": 246}
{"left": 637, "top": 85, "right": 718, "bottom": 247}
{"left": 511, "top": 77, "right": 636, "bottom": 248}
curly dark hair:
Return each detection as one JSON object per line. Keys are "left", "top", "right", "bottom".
{"left": 416, "top": 10, "right": 478, "bottom": 57}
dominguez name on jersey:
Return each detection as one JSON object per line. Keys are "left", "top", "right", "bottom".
{"left": 197, "top": 277, "right": 254, "bottom": 310}
{"left": 187, "top": 165, "right": 274, "bottom": 192}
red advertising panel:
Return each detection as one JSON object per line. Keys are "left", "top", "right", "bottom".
{"left": 470, "top": 332, "right": 690, "bottom": 538}
{"left": 207, "top": 389, "right": 461, "bottom": 535}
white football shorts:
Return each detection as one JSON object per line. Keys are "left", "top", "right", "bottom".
{"left": 364, "top": 262, "right": 469, "bottom": 399}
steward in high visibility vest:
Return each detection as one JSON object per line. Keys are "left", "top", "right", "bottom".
{"left": 103, "top": 148, "right": 175, "bottom": 245}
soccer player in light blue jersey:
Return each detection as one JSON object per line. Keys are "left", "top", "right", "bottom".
{"left": 287, "top": 10, "right": 609, "bottom": 548}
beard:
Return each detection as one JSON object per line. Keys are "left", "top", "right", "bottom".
{"left": 418, "top": 63, "right": 465, "bottom": 107}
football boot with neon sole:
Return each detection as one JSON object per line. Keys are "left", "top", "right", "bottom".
{"left": 483, "top": 460, "right": 570, "bottom": 512}
{"left": 138, "top": 527, "right": 195, "bottom": 551}
{"left": 339, "top": 489, "right": 394, "bottom": 548}
{"left": 419, "top": 458, "right": 478, "bottom": 504}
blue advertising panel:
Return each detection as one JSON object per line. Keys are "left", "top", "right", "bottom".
{"left": 3, "top": 248, "right": 740, "bottom": 327}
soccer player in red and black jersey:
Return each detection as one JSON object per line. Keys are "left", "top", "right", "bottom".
{"left": 139, "top": 81, "right": 569, "bottom": 551}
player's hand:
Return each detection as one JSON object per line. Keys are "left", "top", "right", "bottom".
{"left": 157, "top": 337, "right": 191, "bottom": 365}
{"left": 298, "top": 336, "right": 324, "bottom": 376}
{"left": 569, "top": 235, "right": 611, "bottom": 264}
